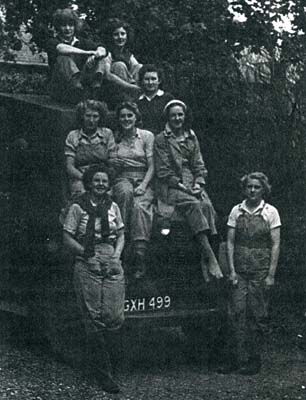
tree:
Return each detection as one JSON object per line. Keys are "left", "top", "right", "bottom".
{"left": 1, "top": 0, "right": 306, "bottom": 261}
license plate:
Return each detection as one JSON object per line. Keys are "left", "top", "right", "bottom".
{"left": 124, "top": 295, "right": 171, "bottom": 312}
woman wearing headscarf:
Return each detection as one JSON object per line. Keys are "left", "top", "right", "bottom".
{"left": 154, "top": 99, "right": 223, "bottom": 282}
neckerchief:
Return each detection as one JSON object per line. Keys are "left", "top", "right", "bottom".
{"left": 75, "top": 192, "right": 112, "bottom": 258}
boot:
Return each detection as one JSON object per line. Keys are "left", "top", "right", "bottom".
{"left": 238, "top": 355, "right": 261, "bottom": 375}
{"left": 87, "top": 332, "right": 120, "bottom": 394}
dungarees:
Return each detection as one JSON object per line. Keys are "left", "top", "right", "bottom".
{"left": 75, "top": 139, "right": 109, "bottom": 174}
{"left": 69, "top": 138, "right": 109, "bottom": 196}
{"left": 229, "top": 206, "right": 271, "bottom": 364}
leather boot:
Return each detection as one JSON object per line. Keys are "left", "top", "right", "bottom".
{"left": 87, "top": 332, "right": 120, "bottom": 394}
{"left": 239, "top": 356, "right": 261, "bottom": 375}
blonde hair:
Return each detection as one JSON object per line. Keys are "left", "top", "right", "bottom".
{"left": 240, "top": 172, "right": 271, "bottom": 196}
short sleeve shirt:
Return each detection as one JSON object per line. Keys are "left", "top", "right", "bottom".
{"left": 63, "top": 200, "right": 124, "bottom": 242}
{"left": 114, "top": 128, "right": 154, "bottom": 169}
{"left": 46, "top": 36, "right": 101, "bottom": 71}
{"left": 227, "top": 200, "right": 281, "bottom": 230}
{"left": 65, "top": 127, "right": 116, "bottom": 171}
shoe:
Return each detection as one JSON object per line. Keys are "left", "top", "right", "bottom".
{"left": 238, "top": 358, "right": 261, "bottom": 375}
{"left": 96, "top": 372, "right": 120, "bottom": 394}
{"left": 216, "top": 362, "right": 239, "bottom": 374}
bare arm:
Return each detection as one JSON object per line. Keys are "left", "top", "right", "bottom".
{"left": 112, "top": 229, "right": 125, "bottom": 259}
{"left": 56, "top": 43, "right": 97, "bottom": 57}
{"left": 142, "top": 155, "right": 154, "bottom": 188}
{"left": 227, "top": 227, "right": 238, "bottom": 284}
{"left": 265, "top": 227, "right": 281, "bottom": 287}
{"left": 66, "top": 156, "right": 83, "bottom": 181}
{"left": 63, "top": 231, "right": 84, "bottom": 256}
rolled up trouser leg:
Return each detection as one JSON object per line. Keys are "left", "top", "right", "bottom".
{"left": 228, "top": 273, "right": 249, "bottom": 365}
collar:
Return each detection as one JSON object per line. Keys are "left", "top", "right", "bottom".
{"left": 240, "top": 199, "right": 265, "bottom": 214}
{"left": 80, "top": 127, "right": 106, "bottom": 140}
{"left": 123, "top": 128, "right": 140, "bottom": 139}
{"left": 139, "top": 89, "right": 164, "bottom": 101}
{"left": 164, "top": 123, "right": 194, "bottom": 139}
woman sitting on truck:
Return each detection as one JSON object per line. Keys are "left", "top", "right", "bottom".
{"left": 154, "top": 99, "right": 223, "bottom": 282}
{"left": 65, "top": 99, "right": 116, "bottom": 197}
{"left": 46, "top": 8, "right": 107, "bottom": 104}
{"left": 110, "top": 101, "right": 154, "bottom": 279}
{"left": 102, "top": 19, "right": 142, "bottom": 107}
{"left": 63, "top": 165, "right": 125, "bottom": 394}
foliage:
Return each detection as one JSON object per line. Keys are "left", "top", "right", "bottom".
{"left": 1, "top": 0, "right": 306, "bottom": 265}
{"left": 0, "top": 68, "right": 47, "bottom": 94}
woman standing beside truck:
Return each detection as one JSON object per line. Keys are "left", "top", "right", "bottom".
{"left": 223, "top": 172, "right": 281, "bottom": 375}
{"left": 63, "top": 165, "right": 125, "bottom": 393}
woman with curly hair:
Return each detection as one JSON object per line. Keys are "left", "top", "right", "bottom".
{"left": 63, "top": 165, "right": 125, "bottom": 393}
{"left": 46, "top": 8, "right": 107, "bottom": 103}
{"left": 223, "top": 172, "right": 281, "bottom": 375}
{"left": 102, "top": 18, "right": 142, "bottom": 106}
{"left": 65, "top": 99, "right": 115, "bottom": 196}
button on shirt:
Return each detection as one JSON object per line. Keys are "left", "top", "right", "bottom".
{"left": 114, "top": 128, "right": 154, "bottom": 169}
{"left": 227, "top": 200, "right": 281, "bottom": 229}
{"left": 65, "top": 127, "right": 116, "bottom": 170}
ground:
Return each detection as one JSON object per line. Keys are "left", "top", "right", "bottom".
{"left": 0, "top": 293, "right": 306, "bottom": 400}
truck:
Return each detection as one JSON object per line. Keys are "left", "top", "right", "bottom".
{"left": 0, "top": 92, "right": 228, "bottom": 366}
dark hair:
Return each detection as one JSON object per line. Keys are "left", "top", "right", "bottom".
{"left": 53, "top": 8, "right": 82, "bottom": 33}
{"left": 116, "top": 101, "right": 142, "bottom": 125}
{"left": 105, "top": 18, "right": 134, "bottom": 47}
{"left": 82, "top": 165, "right": 112, "bottom": 192}
{"left": 240, "top": 172, "right": 272, "bottom": 196}
{"left": 139, "top": 64, "right": 164, "bottom": 86}
{"left": 162, "top": 100, "right": 193, "bottom": 130}
{"left": 75, "top": 100, "right": 108, "bottom": 127}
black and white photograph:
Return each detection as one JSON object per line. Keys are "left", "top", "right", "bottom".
{"left": 0, "top": 1, "right": 305, "bottom": 399}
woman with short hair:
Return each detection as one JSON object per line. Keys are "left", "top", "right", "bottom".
{"left": 224, "top": 172, "right": 281, "bottom": 375}
{"left": 63, "top": 165, "right": 125, "bottom": 393}
{"left": 65, "top": 99, "right": 115, "bottom": 196}
{"left": 154, "top": 99, "right": 223, "bottom": 282}
{"left": 110, "top": 101, "right": 154, "bottom": 278}
{"left": 102, "top": 18, "right": 142, "bottom": 106}
{"left": 46, "top": 8, "right": 107, "bottom": 103}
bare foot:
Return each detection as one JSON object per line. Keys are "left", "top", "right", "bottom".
{"left": 208, "top": 260, "right": 223, "bottom": 279}
{"left": 201, "top": 260, "right": 210, "bottom": 283}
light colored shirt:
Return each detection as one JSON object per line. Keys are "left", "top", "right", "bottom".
{"left": 138, "top": 89, "right": 164, "bottom": 102}
{"left": 65, "top": 127, "right": 116, "bottom": 159}
{"left": 63, "top": 201, "right": 124, "bottom": 242}
{"left": 114, "top": 128, "right": 154, "bottom": 169}
{"left": 227, "top": 200, "right": 281, "bottom": 230}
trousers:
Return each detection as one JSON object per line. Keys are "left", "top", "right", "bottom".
{"left": 73, "top": 243, "right": 125, "bottom": 334}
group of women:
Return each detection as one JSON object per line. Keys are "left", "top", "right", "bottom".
{"left": 59, "top": 10, "right": 281, "bottom": 395}
{"left": 62, "top": 97, "right": 281, "bottom": 392}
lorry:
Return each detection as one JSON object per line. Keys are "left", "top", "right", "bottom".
{"left": 0, "top": 92, "right": 227, "bottom": 366}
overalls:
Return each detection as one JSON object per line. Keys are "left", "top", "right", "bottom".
{"left": 228, "top": 206, "right": 271, "bottom": 364}
{"left": 69, "top": 135, "right": 109, "bottom": 197}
